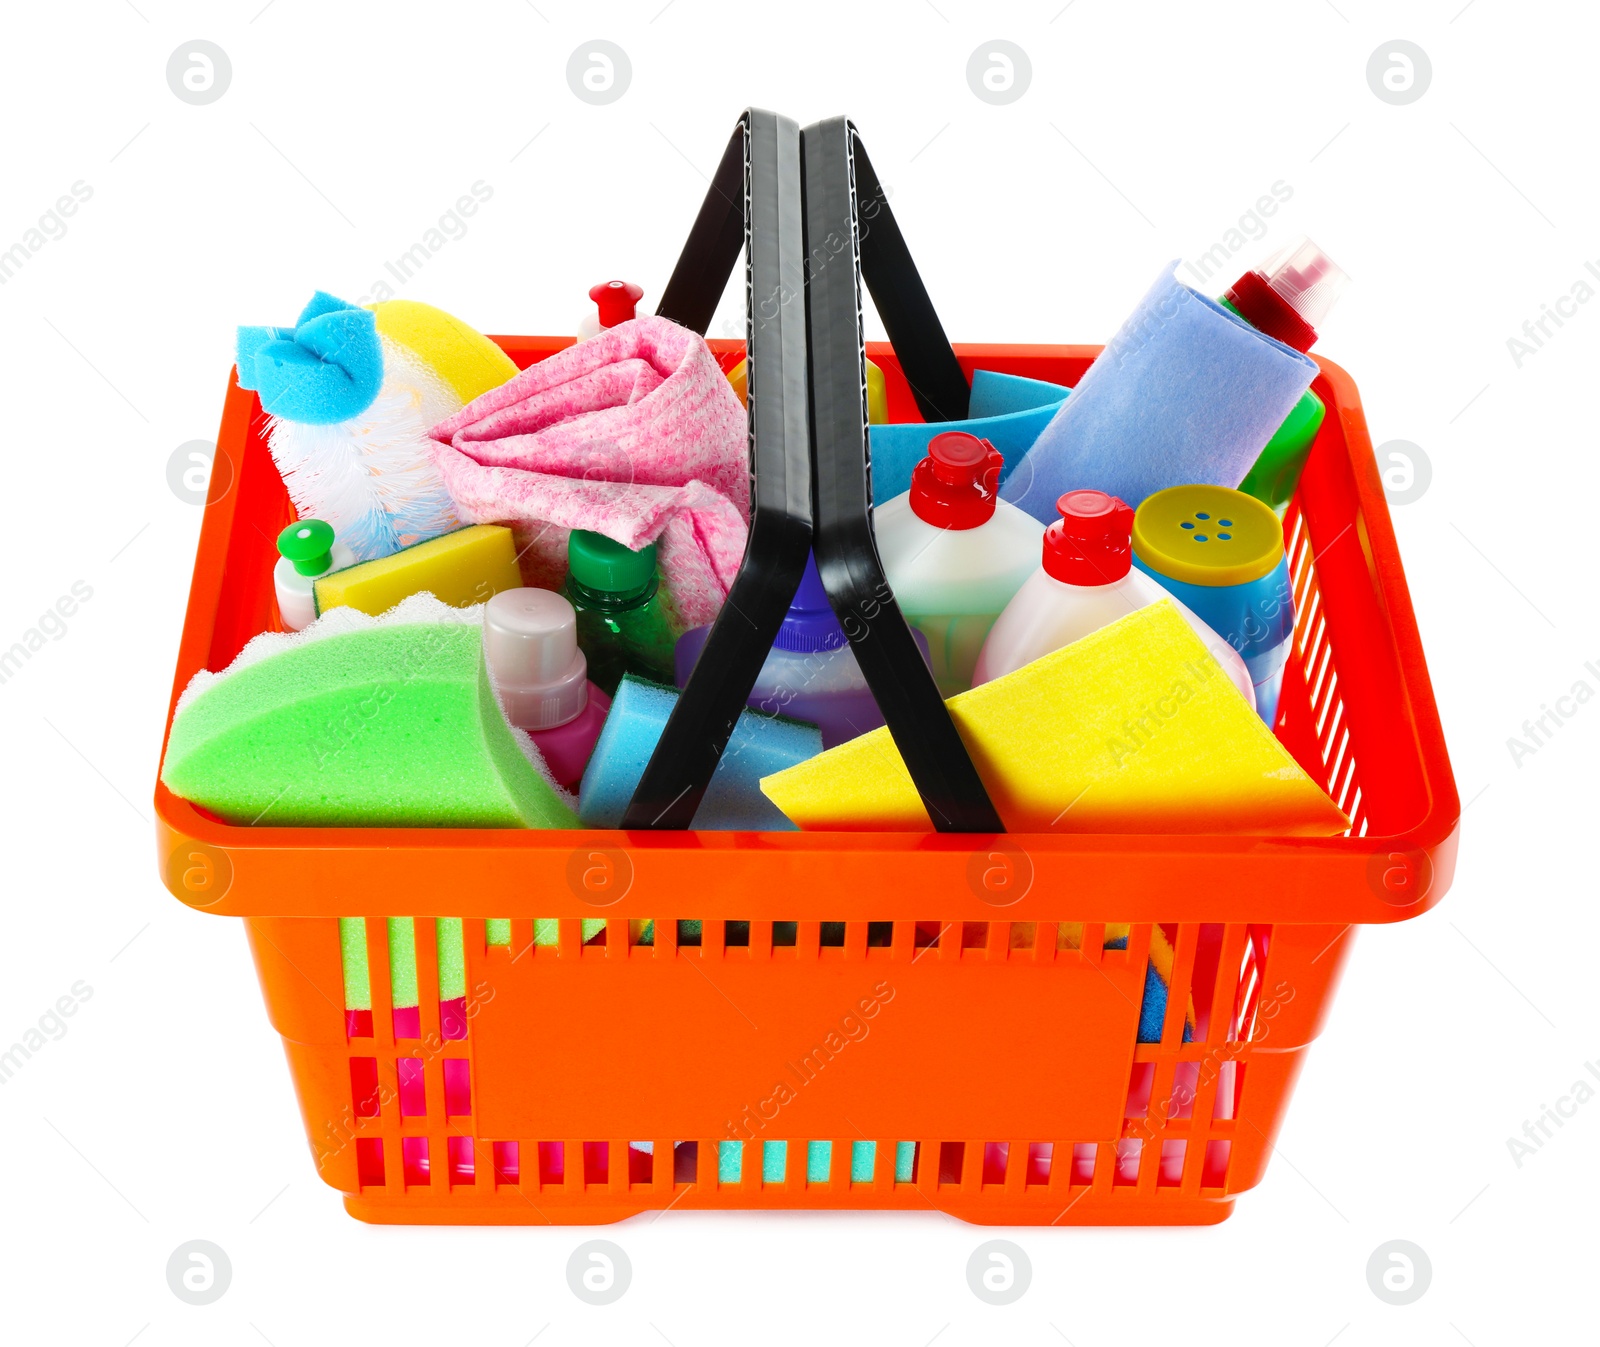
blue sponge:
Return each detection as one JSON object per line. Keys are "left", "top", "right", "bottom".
{"left": 867, "top": 369, "right": 1069, "bottom": 503}
{"left": 236, "top": 291, "right": 384, "bottom": 426}
{"left": 577, "top": 676, "right": 822, "bottom": 830}
{"left": 1001, "top": 263, "right": 1318, "bottom": 521}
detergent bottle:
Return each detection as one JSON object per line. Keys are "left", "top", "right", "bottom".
{"left": 874, "top": 431, "right": 1044, "bottom": 695}
{"left": 974, "top": 489, "right": 1256, "bottom": 711}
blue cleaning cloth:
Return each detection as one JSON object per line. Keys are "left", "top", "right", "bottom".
{"left": 867, "top": 369, "right": 1070, "bottom": 503}
{"left": 236, "top": 291, "right": 385, "bottom": 425}
{"left": 576, "top": 675, "right": 821, "bottom": 830}
{"left": 1106, "top": 934, "right": 1195, "bottom": 1044}
{"left": 1000, "top": 263, "right": 1318, "bottom": 522}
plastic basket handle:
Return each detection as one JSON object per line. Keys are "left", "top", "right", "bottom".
{"left": 621, "top": 110, "right": 814, "bottom": 830}
{"left": 800, "top": 115, "right": 1003, "bottom": 833}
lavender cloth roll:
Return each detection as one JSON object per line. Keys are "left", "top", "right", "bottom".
{"left": 1000, "top": 262, "right": 1318, "bottom": 521}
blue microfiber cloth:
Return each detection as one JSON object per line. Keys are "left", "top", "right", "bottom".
{"left": 236, "top": 291, "right": 384, "bottom": 426}
{"left": 1106, "top": 933, "right": 1195, "bottom": 1044}
{"left": 867, "top": 369, "right": 1069, "bottom": 503}
{"left": 577, "top": 675, "right": 822, "bottom": 830}
{"left": 1001, "top": 263, "right": 1319, "bottom": 521}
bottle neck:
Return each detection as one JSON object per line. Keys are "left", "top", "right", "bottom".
{"left": 567, "top": 572, "right": 659, "bottom": 612}
{"left": 1222, "top": 272, "right": 1317, "bottom": 353}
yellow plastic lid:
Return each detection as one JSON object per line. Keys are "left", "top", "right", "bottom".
{"left": 1131, "top": 485, "right": 1283, "bottom": 587}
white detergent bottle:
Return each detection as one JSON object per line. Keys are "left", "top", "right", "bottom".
{"left": 274, "top": 518, "right": 355, "bottom": 632}
{"left": 874, "top": 431, "right": 1045, "bottom": 696}
{"left": 973, "top": 488, "right": 1256, "bottom": 710}
{"left": 578, "top": 279, "right": 645, "bottom": 339}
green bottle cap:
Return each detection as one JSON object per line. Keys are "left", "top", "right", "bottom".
{"left": 567, "top": 529, "right": 657, "bottom": 595}
{"left": 277, "top": 519, "right": 337, "bottom": 577}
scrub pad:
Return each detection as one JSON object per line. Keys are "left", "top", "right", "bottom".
{"left": 1000, "top": 262, "right": 1318, "bottom": 520}
{"left": 760, "top": 600, "right": 1348, "bottom": 835}
{"left": 161, "top": 594, "right": 576, "bottom": 828}
{"left": 370, "top": 299, "right": 519, "bottom": 406}
{"left": 313, "top": 524, "right": 521, "bottom": 617}
{"left": 867, "top": 369, "right": 1069, "bottom": 503}
{"left": 578, "top": 675, "right": 822, "bottom": 830}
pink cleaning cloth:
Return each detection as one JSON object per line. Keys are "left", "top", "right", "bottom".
{"left": 429, "top": 316, "right": 750, "bottom": 629}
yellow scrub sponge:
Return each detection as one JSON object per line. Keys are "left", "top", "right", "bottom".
{"left": 315, "top": 524, "right": 521, "bottom": 617}
{"left": 760, "top": 600, "right": 1348, "bottom": 835}
{"left": 370, "top": 299, "right": 519, "bottom": 405}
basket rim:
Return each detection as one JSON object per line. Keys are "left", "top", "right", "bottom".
{"left": 154, "top": 342, "right": 1459, "bottom": 924}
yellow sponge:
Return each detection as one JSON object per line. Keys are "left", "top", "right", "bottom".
{"left": 760, "top": 600, "right": 1349, "bottom": 835}
{"left": 370, "top": 299, "right": 518, "bottom": 405}
{"left": 315, "top": 524, "right": 522, "bottom": 617}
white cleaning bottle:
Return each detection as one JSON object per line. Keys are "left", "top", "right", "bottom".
{"left": 274, "top": 518, "right": 355, "bottom": 632}
{"left": 578, "top": 280, "right": 645, "bottom": 339}
{"left": 874, "top": 431, "right": 1045, "bottom": 696}
{"left": 973, "top": 489, "right": 1256, "bottom": 710}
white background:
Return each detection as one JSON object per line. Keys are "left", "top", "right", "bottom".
{"left": 0, "top": 1, "right": 1593, "bottom": 1343}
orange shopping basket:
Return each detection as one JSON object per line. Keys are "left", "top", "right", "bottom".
{"left": 154, "top": 111, "right": 1458, "bottom": 1226}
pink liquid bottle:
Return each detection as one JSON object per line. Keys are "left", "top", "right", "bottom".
{"left": 484, "top": 588, "right": 611, "bottom": 791}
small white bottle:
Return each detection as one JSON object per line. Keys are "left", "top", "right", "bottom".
{"left": 578, "top": 279, "right": 645, "bottom": 339}
{"left": 973, "top": 489, "right": 1256, "bottom": 710}
{"left": 874, "top": 431, "right": 1045, "bottom": 696}
{"left": 274, "top": 518, "right": 355, "bottom": 631}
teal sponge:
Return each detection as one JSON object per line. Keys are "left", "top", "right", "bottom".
{"left": 578, "top": 675, "right": 821, "bottom": 830}
{"left": 162, "top": 595, "right": 576, "bottom": 828}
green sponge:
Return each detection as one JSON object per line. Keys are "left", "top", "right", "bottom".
{"left": 388, "top": 917, "right": 418, "bottom": 1008}
{"left": 339, "top": 916, "right": 370, "bottom": 1010}
{"left": 161, "top": 595, "right": 577, "bottom": 828}
{"left": 436, "top": 917, "right": 466, "bottom": 1001}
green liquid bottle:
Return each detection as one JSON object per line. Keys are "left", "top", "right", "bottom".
{"left": 1221, "top": 236, "right": 1349, "bottom": 513}
{"left": 561, "top": 530, "right": 676, "bottom": 696}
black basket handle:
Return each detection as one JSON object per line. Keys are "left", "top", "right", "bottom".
{"left": 622, "top": 110, "right": 814, "bottom": 829}
{"left": 800, "top": 115, "right": 1002, "bottom": 833}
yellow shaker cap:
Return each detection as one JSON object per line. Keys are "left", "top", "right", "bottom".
{"left": 1131, "top": 485, "right": 1283, "bottom": 587}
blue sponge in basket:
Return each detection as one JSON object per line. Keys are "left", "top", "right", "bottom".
{"left": 1000, "top": 262, "right": 1318, "bottom": 519}
{"left": 577, "top": 675, "right": 822, "bottom": 830}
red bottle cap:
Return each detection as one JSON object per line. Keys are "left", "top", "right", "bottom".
{"left": 1043, "top": 490, "right": 1135, "bottom": 584}
{"left": 909, "top": 432, "right": 1003, "bottom": 530}
{"left": 589, "top": 280, "right": 644, "bottom": 329}
{"left": 1223, "top": 270, "right": 1317, "bottom": 353}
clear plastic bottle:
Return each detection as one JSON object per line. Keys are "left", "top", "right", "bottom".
{"left": 674, "top": 553, "right": 929, "bottom": 749}
{"left": 274, "top": 518, "right": 354, "bottom": 631}
{"left": 561, "top": 530, "right": 676, "bottom": 696}
{"left": 484, "top": 588, "right": 611, "bottom": 791}
{"left": 874, "top": 430, "right": 1045, "bottom": 695}
{"left": 973, "top": 489, "right": 1256, "bottom": 710}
